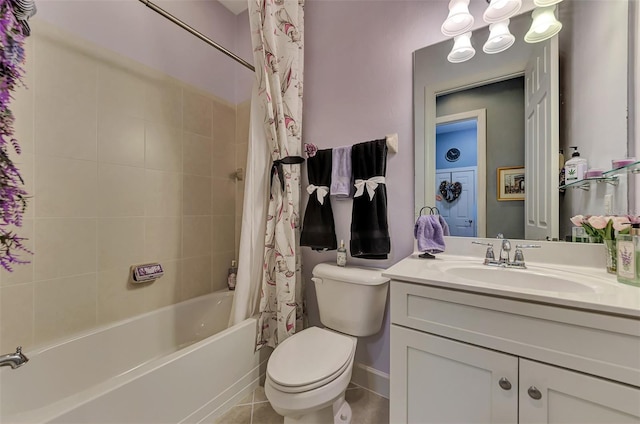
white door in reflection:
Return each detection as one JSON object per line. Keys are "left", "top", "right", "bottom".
{"left": 436, "top": 169, "right": 477, "bottom": 237}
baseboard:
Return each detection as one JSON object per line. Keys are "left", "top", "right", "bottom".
{"left": 350, "top": 362, "right": 390, "bottom": 399}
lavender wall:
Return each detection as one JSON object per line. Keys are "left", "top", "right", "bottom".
{"left": 36, "top": 0, "right": 253, "bottom": 104}
{"left": 302, "top": 0, "right": 458, "bottom": 374}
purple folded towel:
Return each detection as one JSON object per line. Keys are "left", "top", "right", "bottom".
{"left": 414, "top": 215, "right": 446, "bottom": 253}
{"left": 330, "top": 146, "right": 352, "bottom": 198}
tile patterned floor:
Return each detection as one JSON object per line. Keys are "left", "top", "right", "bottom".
{"left": 213, "top": 384, "right": 390, "bottom": 424}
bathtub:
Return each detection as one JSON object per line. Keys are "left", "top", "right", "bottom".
{"left": 0, "top": 290, "right": 266, "bottom": 423}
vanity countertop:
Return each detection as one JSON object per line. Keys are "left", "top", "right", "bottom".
{"left": 383, "top": 253, "right": 640, "bottom": 319}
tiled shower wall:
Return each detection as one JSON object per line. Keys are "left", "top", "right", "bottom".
{"left": 0, "top": 20, "right": 249, "bottom": 351}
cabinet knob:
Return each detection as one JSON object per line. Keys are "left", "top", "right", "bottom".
{"left": 527, "top": 386, "right": 542, "bottom": 400}
{"left": 498, "top": 377, "right": 512, "bottom": 390}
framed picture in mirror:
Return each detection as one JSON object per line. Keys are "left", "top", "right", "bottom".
{"left": 497, "top": 166, "right": 524, "bottom": 201}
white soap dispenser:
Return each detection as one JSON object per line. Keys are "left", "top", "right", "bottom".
{"left": 564, "top": 146, "right": 588, "bottom": 183}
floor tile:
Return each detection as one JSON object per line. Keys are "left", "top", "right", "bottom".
{"left": 252, "top": 402, "right": 283, "bottom": 424}
{"left": 253, "top": 386, "right": 268, "bottom": 403}
{"left": 214, "top": 405, "right": 252, "bottom": 424}
{"left": 236, "top": 391, "right": 254, "bottom": 406}
{"left": 346, "top": 388, "right": 390, "bottom": 424}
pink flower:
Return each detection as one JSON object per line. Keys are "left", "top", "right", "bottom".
{"left": 570, "top": 215, "right": 585, "bottom": 227}
{"left": 587, "top": 215, "right": 608, "bottom": 230}
{"left": 304, "top": 143, "right": 318, "bottom": 158}
{"left": 612, "top": 216, "right": 631, "bottom": 232}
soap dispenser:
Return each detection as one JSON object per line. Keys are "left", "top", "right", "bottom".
{"left": 564, "top": 146, "right": 588, "bottom": 183}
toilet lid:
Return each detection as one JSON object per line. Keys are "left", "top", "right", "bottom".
{"left": 267, "top": 327, "right": 355, "bottom": 388}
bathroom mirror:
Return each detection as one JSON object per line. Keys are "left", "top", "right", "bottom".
{"left": 414, "top": 0, "right": 634, "bottom": 241}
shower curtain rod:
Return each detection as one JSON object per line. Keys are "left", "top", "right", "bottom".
{"left": 138, "top": 0, "right": 255, "bottom": 72}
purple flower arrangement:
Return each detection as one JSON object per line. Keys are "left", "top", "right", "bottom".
{"left": 0, "top": 1, "right": 31, "bottom": 271}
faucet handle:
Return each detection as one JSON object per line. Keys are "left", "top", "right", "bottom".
{"left": 513, "top": 245, "right": 541, "bottom": 266}
{"left": 472, "top": 241, "right": 495, "bottom": 261}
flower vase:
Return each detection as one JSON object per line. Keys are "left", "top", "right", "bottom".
{"left": 604, "top": 239, "right": 617, "bottom": 274}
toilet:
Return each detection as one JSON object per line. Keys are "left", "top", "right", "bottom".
{"left": 264, "top": 263, "right": 389, "bottom": 424}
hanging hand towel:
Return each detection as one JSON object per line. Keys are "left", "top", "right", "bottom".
{"left": 301, "top": 149, "right": 337, "bottom": 251}
{"left": 350, "top": 139, "right": 390, "bottom": 259}
{"left": 414, "top": 215, "right": 446, "bottom": 253}
{"left": 438, "top": 215, "right": 450, "bottom": 236}
{"left": 330, "top": 146, "right": 353, "bottom": 198}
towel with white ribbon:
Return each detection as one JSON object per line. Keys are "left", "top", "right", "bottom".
{"left": 354, "top": 176, "right": 386, "bottom": 201}
{"left": 300, "top": 149, "right": 337, "bottom": 251}
{"left": 350, "top": 139, "right": 390, "bottom": 259}
{"left": 306, "top": 184, "right": 329, "bottom": 205}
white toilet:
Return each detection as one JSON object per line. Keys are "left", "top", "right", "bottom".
{"left": 264, "top": 263, "right": 389, "bottom": 424}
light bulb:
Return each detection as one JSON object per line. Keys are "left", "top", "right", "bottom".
{"left": 448, "top": 32, "right": 476, "bottom": 63}
{"left": 525, "top": 5, "right": 562, "bottom": 43}
{"left": 442, "top": 0, "right": 474, "bottom": 37}
{"left": 483, "top": 19, "right": 515, "bottom": 54}
{"left": 483, "top": 0, "right": 521, "bottom": 23}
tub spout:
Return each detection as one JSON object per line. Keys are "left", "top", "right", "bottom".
{"left": 0, "top": 346, "right": 29, "bottom": 369}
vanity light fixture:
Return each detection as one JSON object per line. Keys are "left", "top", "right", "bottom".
{"left": 483, "top": 0, "right": 522, "bottom": 24}
{"left": 483, "top": 19, "right": 515, "bottom": 54}
{"left": 447, "top": 32, "right": 476, "bottom": 63}
{"left": 441, "top": 0, "right": 474, "bottom": 37}
{"left": 524, "top": 5, "right": 562, "bottom": 43}
{"left": 533, "top": 0, "right": 563, "bottom": 7}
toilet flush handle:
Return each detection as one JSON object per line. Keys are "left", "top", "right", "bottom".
{"left": 311, "top": 277, "right": 322, "bottom": 285}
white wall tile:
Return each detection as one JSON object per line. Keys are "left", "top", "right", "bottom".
{"left": 144, "top": 217, "right": 182, "bottom": 262}
{"left": 183, "top": 174, "right": 212, "bottom": 216}
{"left": 184, "top": 89, "right": 213, "bottom": 137}
{"left": 34, "top": 274, "right": 97, "bottom": 345}
{"left": 34, "top": 94, "right": 97, "bottom": 161}
{"left": 183, "top": 132, "right": 212, "bottom": 176}
{"left": 98, "top": 164, "right": 146, "bottom": 217}
{"left": 145, "top": 123, "right": 182, "bottom": 172}
{"left": 97, "top": 268, "right": 147, "bottom": 325}
{"left": 97, "top": 64, "right": 146, "bottom": 119}
{"left": 34, "top": 218, "right": 97, "bottom": 281}
{"left": 0, "top": 283, "right": 34, "bottom": 352}
{"left": 98, "top": 218, "right": 145, "bottom": 271}
{"left": 183, "top": 216, "right": 212, "bottom": 258}
{"left": 144, "top": 170, "right": 183, "bottom": 217}
{"left": 34, "top": 157, "right": 97, "bottom": 218}
{"left": 98, "top": 112, "right": 145, "bottom": 168}
{"left": 181, "top": 255, "right": 212, "bottom": 301}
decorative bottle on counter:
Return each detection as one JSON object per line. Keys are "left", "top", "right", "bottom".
{"left": 617, "top": 223, "right": 640, "bottom": 286}
{"left": 227, "top": 260, "right": 238, "bottom": 290}
{"left": 337, "top": 240, "right": 347, "bottom": 267}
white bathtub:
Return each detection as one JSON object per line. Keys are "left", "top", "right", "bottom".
{"left": 0, "top": 290, "right": 266, "bottom": 424}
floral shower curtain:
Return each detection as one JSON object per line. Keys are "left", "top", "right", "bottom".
{"left": 249, "top": 0, "right": 304, "bottom": 349}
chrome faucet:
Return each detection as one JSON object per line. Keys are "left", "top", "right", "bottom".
{"left": 473, "top": 235, "right": 540, "bottom": 269}
{"left": 499, "top": 238, "right": 512, "bottom": 263}
{"left": 0, "top": 346, "right": 29, "bottom": 369}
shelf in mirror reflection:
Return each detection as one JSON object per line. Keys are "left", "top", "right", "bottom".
{"left": 603, "top": 160, "right": 640, "bottom": 177}
{"left": 559, "top": 175, "right": 619, "bottom": 191}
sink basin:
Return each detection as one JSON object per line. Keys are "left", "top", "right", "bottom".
{"left": 446, "top": 266, "right": 597, "bottom": 293}
{"left": 426, "top": 261, "right": 611, "bottom": 294}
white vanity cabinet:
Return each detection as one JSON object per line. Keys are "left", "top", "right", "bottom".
{"left": 389, "top": 281, "right": 640, "bottom": 424}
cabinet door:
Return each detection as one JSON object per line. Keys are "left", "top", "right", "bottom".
{"left": 519, "top": 359, "right": 640, "bottom": 424}
{"left": 390, "top": 325, "right": 518, "bottom": 424}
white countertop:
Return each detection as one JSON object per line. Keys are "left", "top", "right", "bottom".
{"left": 383, "top": 253, "right": 640, "bottom": 319}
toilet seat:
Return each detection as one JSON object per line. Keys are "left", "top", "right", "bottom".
{"left": 267, "top": 327, "right": 356, "bottom": 394}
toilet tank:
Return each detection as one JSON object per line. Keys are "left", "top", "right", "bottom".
{"left": 312, "top": 263, "right": 389, "bottom": 337}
